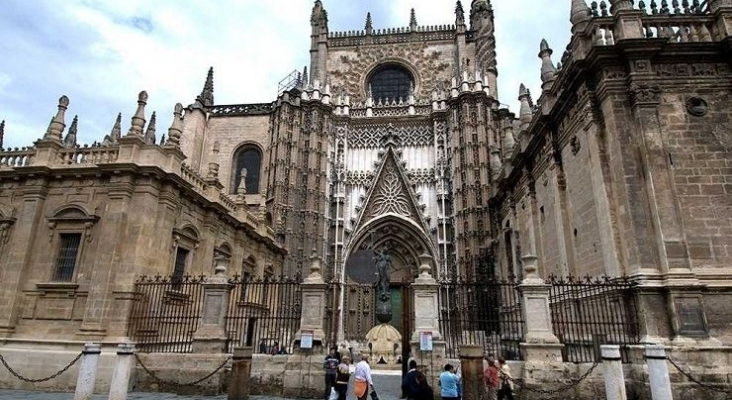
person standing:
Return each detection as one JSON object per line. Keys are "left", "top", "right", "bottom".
{"left": 414, "top": 371, "right": 434, "bottom": 400}
{"left": 497, "top": 357, "right": 514, "bottom": 400}
{"left": 323, "top": 347, "right": 340, "bottom": 400}
{"left": 335, "top": 355, "right": 352, "bottom": 400}
{"left": 353, "top": 354, "right": 374, "bottom": 400}
{"left": 483, "top": 356, "right": 499, "bottom": 400}
{"left": 402, "top": 360, "right": 420, "bottom": 400}
{"left": 438, "top": 364, "right": 460, "bottom": 400}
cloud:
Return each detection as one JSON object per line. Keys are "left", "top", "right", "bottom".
{"left": 0, "top": 0, "right": 572, "bottom": 149}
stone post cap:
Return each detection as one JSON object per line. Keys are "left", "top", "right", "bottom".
{"left": 83, "top": 343, "right": 102, "bottom": 354}
{"left": 644, "top": 344, "right": 667, "bottom": 358}
{"left": 116, "top": 343, "right": 135, "bottom": 355}
{"left": 600, "top": 344, "right": 621, "bottom": 359}
{"left": 233, "top": 347, "right": 253, "bottom": 358}
{"left": 521, "top": 253, "right": 544, "bottom": 284}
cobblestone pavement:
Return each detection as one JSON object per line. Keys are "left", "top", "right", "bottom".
{"left": 0, "top": 372, "right": 402, "bottom": 400}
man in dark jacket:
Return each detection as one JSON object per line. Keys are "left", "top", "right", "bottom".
{"left": 401, "top": 360, "right": 420, "bottom": 399}
{"left": 324, "top": 347, "right": 340, "bottom": 400}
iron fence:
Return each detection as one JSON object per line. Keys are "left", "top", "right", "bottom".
{"left": 547, "top": 275, "right": 640, "bottom": 363}
{"left": 438, "top": 276, "right": 525, "bottom": 360}
{"left": 128, "top": 275, "right": 206, "bottom": 353}
{"left": 127, "top": 274, "right": 303, "bottom": 354}
{"left": 225, "top": 274, "right": 302, "bottom": 354}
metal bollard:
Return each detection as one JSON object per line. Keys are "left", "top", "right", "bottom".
{"left": 601, "top": 345, "right": 627, "bottom": 400}
{"left": 645, "top": 344, "right": 673, "bottom": 400}
{"left": 108, "top": 343, "right": 135, "bottom": 400}
{"left": 228, "top": 347, "right": 253, "bottom": 400}
{"left": 74, "top": 343, "right": 102, "bottom": 400}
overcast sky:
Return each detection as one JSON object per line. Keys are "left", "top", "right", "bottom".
{"left": 0, "top": 0, "right": 572, "bottom": 149}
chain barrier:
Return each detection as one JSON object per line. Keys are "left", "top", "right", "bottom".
{"left": 501, "top": 361, "right": 600, "bottom": 398}
{"left": 0, "top": 351, "right": 82, "bottom": 383}
{"left": 667, "top": 356, "right": 732, "bottom": 395}
{"left": 134, "top": 353, "right": 232, "bottom": 387}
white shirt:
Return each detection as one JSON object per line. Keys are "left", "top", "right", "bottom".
{"left": 354, "top": 360, "right": 373, "bottom": 385}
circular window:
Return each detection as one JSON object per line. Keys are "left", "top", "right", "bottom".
{"left": 368, "top": 64, "right": 414, "bottom": 103}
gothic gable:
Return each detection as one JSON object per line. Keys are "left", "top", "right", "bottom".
{"left": 352, "top": 147, "right": 430, "bottom": 238}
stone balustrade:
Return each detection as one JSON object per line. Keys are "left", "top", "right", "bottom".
{"left": 0, "top": 148, "right": 35, "bottom": 168}
{"left": 54, "top": 146, "right": 119, "bottom": 165}
{"left": 181, "top": 163, "right": 208, "bottom": 194}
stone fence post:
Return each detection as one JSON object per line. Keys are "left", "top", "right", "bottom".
{"left": 283, "top": 251, "right": 328, "bottom": 398}
{"left": 74, "top": 343, "right": 101, "bottom": 400}
{"left": 192, "top": 256, "right": 232, "bottom": 353}
{"left": 601, "top": 345, "right": 627, "bottom": 400}
{"left": 108, "top": 343, "right": 135, "bottom": 400}
{"left": 518, "top": 255, "right": 562, "bottom": 361}
{"left": 459, "top": 344, "right": 484, "bottom": 400}
{"left": 645, "top": 345, "right": 672, "bottom": 400}
{"left": 410, "top": 254, "right": 445, "bottom": 387}
{"left": 228, "top": 347, "right": 253, "bottom": 400}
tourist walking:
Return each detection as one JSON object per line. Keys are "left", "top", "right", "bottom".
{"left": 438, "top": 364, "right": 460, "bottom": 400}
{"left": 335, "top": 355, "right": 352, "bottom": 400}
{"left": 354, "top": 354, "right": 374, "bottom": 400}
{"left": 402, "top": 360, "right": 420, "bottom": 400}
{"left": 497, "top": 357, "right": 514, "bottom": 400}
{"left": 483, "top": 356, "right": 499, "bottom": 400}
{"left": 324, "top": 347, "right": 340, "bottom": 400}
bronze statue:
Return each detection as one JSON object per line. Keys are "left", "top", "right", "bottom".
{"left": 373, "top": 248, "right": 391, "bottom": 301}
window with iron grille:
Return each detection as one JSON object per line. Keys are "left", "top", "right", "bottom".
{"left": 54, "top": 233, "right": 82, "bottom": 282}
{"left": 172, "top": 247, "right": 189, "bottom": 286}
{"left": 369, "top": 64, "right": 414, "bottom": 103}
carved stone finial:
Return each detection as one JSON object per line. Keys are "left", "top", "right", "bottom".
{"left": 539, "top": 39, "right": 558, "bottom": 85}
{"left": 409, "top": 8, "right": 418, "bottom": 31}
{"left": 165, "top": 103, "right": 184, "bottom": 147}
{"left": 63, "top": 115, "right": 78, "bottom": 148}
{"left": 521, "top": 253, "right": 541, "bottom": 282}
{"left": 110, "top": 112, "right": 122, "bottom": 142}
{"left": 196, "top": 67, "right": 215, "bottom": 107}
{"left": 609, "top": 0, "right": 634, "bottom": 13}
{"left": 365, "top": 12, "right": 373, "bottom": 35}
{"left": 46, "top": 95, "right": 70, "bottom": 142}
{"left": 456, "top": 1, "right": 466, "bottom": 26}
{"left": 0, "top": 120, "right": 4, "bottom": 149}
{"left": 126, "top": 91, "right": 148, "bottom": 137}
{"left": 571, "top": 0, "right": 592, "bottom": 30}
{"left": 144, "top": 111, "right": 157, "bottom": 145}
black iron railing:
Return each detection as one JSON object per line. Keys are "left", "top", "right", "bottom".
{"left": 438, "top": 276, "right": 524, "bottom": 360}
{"left": 127, "top": 274, "right": 302, "bottom": 354}
{"left": 225, "top": 274, "right": 302, "bottom": 354}
{"left": 547, "top": 275, "right": 640, "bottom": 363}
{"left": 127, "top": 275, "right": 206, "bottom": 353}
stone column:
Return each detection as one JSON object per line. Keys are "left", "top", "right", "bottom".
{"left": 601, "top": 345, "right": 627, "bottom": 400}
{"left": 410, "top": 255, "right": 446, "bottom": 386}
{"left": 74, "top": 343, "right": 102, "bottom": 400}
{"left": 108, "top": 343, "right": 135, "bottom": 400}
{"left": 284, "top": 251, "right": 328, "bottom": 398}
{"left": 645, "top": 345, "right": 672, "bottom": 400}
{"left": 228, "top": 347, "right": 253, "bottom": 400}
{"left": 518, "top": 255, "right": 562, "bottom": 361}
{"left": 192, "top": 256, "right": 232, "bottom": 353}
{"left": 459, "top": 344, "right": 484, "bottom": 400}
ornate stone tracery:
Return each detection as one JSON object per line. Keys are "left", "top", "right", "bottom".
{"left": 371, "top": 165, "right": 412, "bottom": 217}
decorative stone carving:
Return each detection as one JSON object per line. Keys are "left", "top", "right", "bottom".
{"left": 570, "top": 135, "right": 581, "bottom": 155}
{"left": 349, "top": 123, "right": 433, "bottom": 148}
{"left": 371, "top": 165, "right": 412, "bottom": 217}
{"left": 629, "top": 83, "right": 661, "bottom": 106}
{"left": 686, "top": 97, "right": 709, "bottom": 116}
{"left": 329, "top": 43, "right": 451, "bottom": 101}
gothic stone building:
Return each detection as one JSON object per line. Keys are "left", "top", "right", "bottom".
{"left": 0, "top": 0, "right": 732, "bottom": 380}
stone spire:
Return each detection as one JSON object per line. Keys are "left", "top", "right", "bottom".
{"left": 470, "top": 0, "right": 497, "bottom": 100}
{"left": 144, "top": 111, "right": 157, "bottom": 144}
{"left": 302, "top": 66, "right": 310, "bottom": 88}
{"left": 63, "top": 115, "right": 78, "bottom": 148}
{"left": 127, "top": 91, "right": 148, "bottom": 137}
{"left": 570, "top": 0, "right": 592, "bottom": 34}
{"left": 365, "top": 12, "right": 373, "bottom": 35}
{"left": 196, "top": 67, "right": 214, "bottom": 107}
{"left": 45, "top": 95, "right": 70, "bottom": 142}
{"left": 539, "top": 39, "right": 558, "bottom": 86}
{"left": 166, "top": 103, "right": 184, "bottom": 147}
{"left": 455, "top": 1, "right": 466, "bottom": 28}
{"left": 111, "top": 113, "right": 122, "bottom": 141}
{"left": 518, "top": 84, "right": 533, "bottom": 131}
{"left": 409, "top": 8, "right": 418, "bottom": 31}
{"left": 0, "top": 120, "right": 4, "bottom": 149}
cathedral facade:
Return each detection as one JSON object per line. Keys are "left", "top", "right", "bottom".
{"left": 0, "top": 0, "right": 731, "bottom": 378}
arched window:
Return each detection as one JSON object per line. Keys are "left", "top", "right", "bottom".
{"left": 232, "top": 146, "right": 262, "bottom": 194}
{"left": 368, "top": 64, "right": 414, "bottom": 103}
